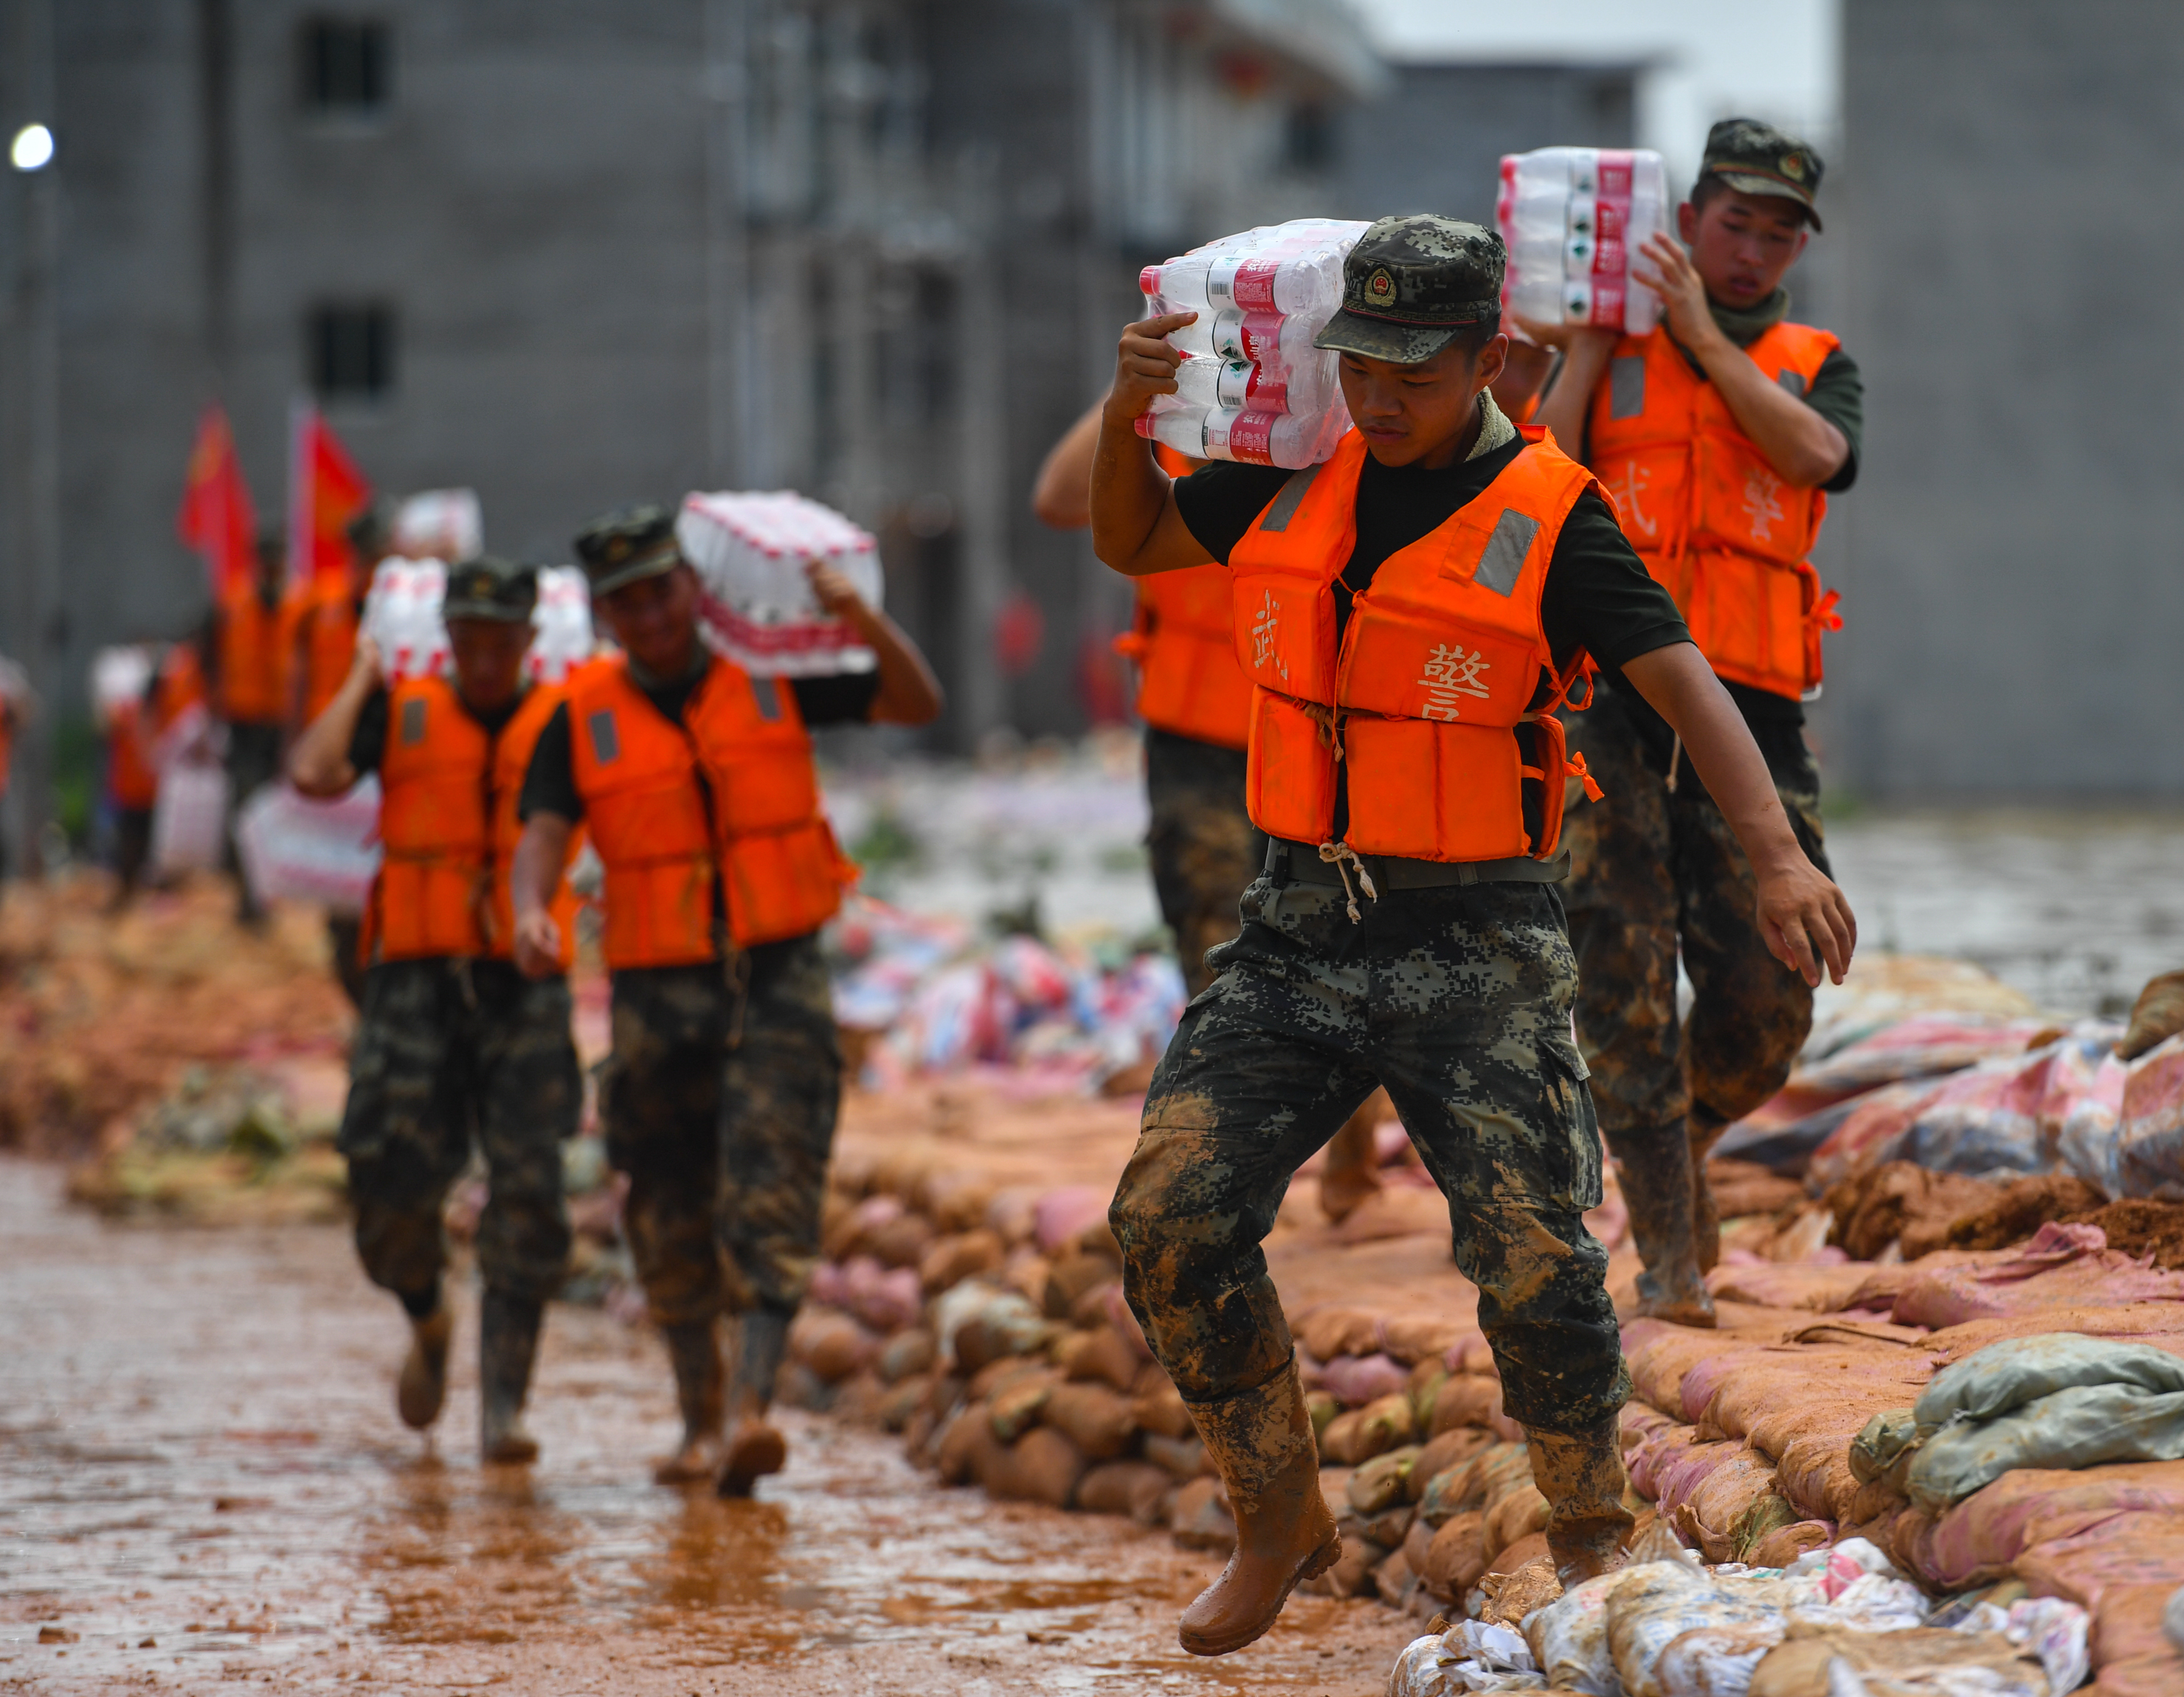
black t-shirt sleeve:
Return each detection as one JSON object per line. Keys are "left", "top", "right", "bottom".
{"left": 516, "top": 700, "right": 582, "bottom": 823}
{"left": 789, "top": 671, "right": 882, "bottom": 727}
{"left": 1805, "top": 347, "right": 1862, "bottom": 494}
{"left": 1538, "top": 491, "right": 1693, "bottom": 673}
{"left": 1171, "top": 462, "right": 1296, "bottom": 565}
{"left": 346, "top": 688, "right": 390, "bottom": 777}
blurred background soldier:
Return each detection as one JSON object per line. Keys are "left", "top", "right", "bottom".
{"left": 510, "top": 507, "right": 941, "bottom": 1496}
{"left": 290, "top": 558, "right": 584, "bottom": 1464}
{"left": 207, "top": 530, "right": 302, "bottom": 925}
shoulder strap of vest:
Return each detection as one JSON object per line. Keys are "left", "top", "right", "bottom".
{"left": 1496, "top": 436, "right": 1614, "bottom": 708}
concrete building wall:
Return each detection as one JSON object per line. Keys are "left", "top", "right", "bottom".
{"left": 1826, "top": 0, "right": 2184, "bottom": 797}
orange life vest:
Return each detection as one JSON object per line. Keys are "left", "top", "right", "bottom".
{"left": 300, "top": 581, "right": 361, "bottom": 724}
{"left": 1112, "top": 442, "right": 1251, "bottom": 749}
{"left": 1586, "top": 320, "right": 1844, "bottom": 700}
{"left": 216, "top": 584, "right": 299, "bottom": 725}
{"left": 1228, "top": 426, "right": 1601, "bottom": 864}
{"left": 367, "top": 676, "right": 580, "bottom": 969}
{"left": 108, "top": 697, "right": 161, "bottom": 810}
{"left": 565, "top": 654, "right": 851, "bottom": 967}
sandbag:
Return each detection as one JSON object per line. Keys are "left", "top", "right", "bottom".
{"left": 1746, "top": 1627, "right": 2045, "bottom": 1697}
{"left": 1419, "top": 1510, "right": 1488, "bottom": 1601}
{"left": 1411, "top": 1427, "right": 1496, "bottom": 1501}
{"left": 1917, "top": 1333, "right": 2184, "bottom": 1428}
{"left": 984, "top": 1420, "right": 1091, "bottom": 1507}
{"left": 1908, "top": 1382, "right": 2184, "bottom": 1512}
{"left": 1388, "top": 1620, "right": 1541, "bottom": 1697}
{"left": 1524, "top": 1569, "right": 1623, "bottom": 1694}
{"left": 1074, "top": 1459, "right": 1171, "bottom": 1518}
{"left": 1349, "top": 1445, "right": 1424, "bottom": 1515}
{"left": 1040, "top": 1381, "right": 1138, "bottom": 1462}
{"left": 2119, "top": 1036, "right": 2184, "bottom": 1202}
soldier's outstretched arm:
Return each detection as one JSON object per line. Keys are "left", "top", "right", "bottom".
{"left": 288, "top": 635, "right": 381, "bottom": 797}
{"left": 804, "top": 562, "right": 942, "bottom": 726}
{"left": 1091, "top": 313, "right": 1218, "bottom": 579}
{"left": 511, "top": 811, "right": 574, "bottom": 979}
{"left": 1618, "top": 640, "right": 1856, "bottom": 986}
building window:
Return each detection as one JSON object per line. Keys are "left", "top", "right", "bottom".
{"left": 308, "top": 303, "right": 396, "bottom": 402}
{"left": 300, "top": 18, "right": 392, "bottom": 114}
{"left": 1284, "top": 103, "right": 1336, "bottom": 174}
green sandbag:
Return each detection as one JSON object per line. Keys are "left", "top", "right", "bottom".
{"left": 1906, "top": 1383, "right": 2184, "bottom": 1513}
{"left": 1914, "top": 1333, "right": 2184, "bottom": 1429}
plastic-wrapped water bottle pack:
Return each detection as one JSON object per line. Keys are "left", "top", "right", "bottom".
{"left": 1497, "top": 147, "right": 1668, "bottom": 334}
{"left": 675, "top": 491, "right": 883, "bottom": 677}
{"left": 1136, "top": 217, "right": 1372, "bottom": 470}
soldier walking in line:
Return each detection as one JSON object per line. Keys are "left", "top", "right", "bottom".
{"left": 1088, "top": 215, "right": 1853, "bottom": 1653}
{"left": 291, "top": 558, "right": 584, "bottom": 1462}
{"left": 1527, "top": 120, "right": 1862, "bottom": 1327}
{"left": 508, "top": 508, "right": 941, "bottom": 1495}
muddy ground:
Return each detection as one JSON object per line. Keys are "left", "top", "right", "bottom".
{"left": 0, "top": 1159, "right": 1411, "bottom": 1696}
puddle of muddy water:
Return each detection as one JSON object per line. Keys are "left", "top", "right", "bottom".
{"left": 0, "top": 1158, "right": 1411, "bottom": 1695}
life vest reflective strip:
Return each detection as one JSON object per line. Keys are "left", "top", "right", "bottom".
{"left": 1586, "top": 319, "right": 1844, "bottom": 700}
{"left": 108, "top": 698, "right": 161, "bottom": 809}
{"left": 367, "top": 677, "right": 578, "bottom": 967}
{"left": 300, "top": 584, "right": 360, "bottom": 724}
{"left": 1110, "top": 442, "right": 1252, "bottom": 750}
{"left": 216, "top": 586, "right": 300, "bottom": 725}
{"left": 1228, "top": 426, "right": 1601, "bottom": 864}
{"left": 565, "top": 654, "right": 851, "bottom": 966}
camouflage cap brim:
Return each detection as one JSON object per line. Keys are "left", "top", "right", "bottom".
{"left": 1707, "top": 170, "right": 1823, "bottom": 232}
{"left": 440, "top": 598, "right": 534, "bottom": 623}
{"left": 1312, "top": 308, "right": 1462, "bottom": 366}
{"left": 584, "top": 539, "right": 683, "bottom": 598}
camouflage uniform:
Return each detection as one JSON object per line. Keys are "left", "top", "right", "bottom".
{"left": 1110, "top": 857, "right": 1631, "bottom": 1436}
{"left": 1561, "top": 687, "right": 1830, "bottom": 1213}
{"left": 1144, "top": 728, "right": 1267, "bottom": 999}
{"left": 603, "top": 931, "right": 842, "bottom": 1329}
{"left": 339, "top": 957, "right": 580, "bottom": 1304}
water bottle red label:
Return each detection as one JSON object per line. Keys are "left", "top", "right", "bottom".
{"left": 1598, "top": 151, "right": 1634, "bottom": 198}
{"left": 1596, "top": 200, "right": 1627, "bottom": 242}
{"left": 1590, "top": 283, "right": 1625, "bottom": 325}
{"left": 1245, "top": 365, "right": 1287, "bottom": 412}
{"left": 1593, "top": 236, "right": 1625, "bottom": 277}
{"left": 1227, "top": 412, "right": 1277, "bottom": 466}
{"left": 1228, "top": 258, "right": 1281, "bottom": 312}
{"left": 1236, "top": 311, "right": 1284, "bottom": 367}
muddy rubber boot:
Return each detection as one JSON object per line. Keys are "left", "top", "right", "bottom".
{"left": 397, "top": 1302, "right": 455, "bottom": 1431}
{"left": 1613, "top": 1120, "right": 1715, "bottom": 1329}
{"left": 1317, "top": 1093, "right": 1388, "bottom": 1224}
{"left": 652, "top": 1318, "right": 727, "bottom": 1485}
{"left": 1176, "top": 1355, "right": 1342, "bottom": 1657}
{"left": 1526, "top": 1418, "right": 1637, "bottom": 1589}
{"left": 479, "top": 1290, "right": 544, "bottom": 1465}
{"left": 716, "top": 1308, "right": 791, "bottom": 1499}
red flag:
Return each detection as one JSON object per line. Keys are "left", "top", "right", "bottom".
{"left": 285, "top": 401, "right": 372, "bottom": 590}
{"left": 176, "top": 406, "right": 259, "bottom": 598}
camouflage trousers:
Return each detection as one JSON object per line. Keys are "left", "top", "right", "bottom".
{"left": 1144, "top": 728, "right": 1267, "bottom": 999}
{"left": 1561, "top": 687, "right": 1831, "bottom": 1164}
{"left": 603, "top": 932, "right": 842, "bottom": 1330}
{"left": 338, "top": 958, "right": 580, "bottom": 1304}
{"left": 1110, "top": 860, "right": 1631, "bottom": 1436}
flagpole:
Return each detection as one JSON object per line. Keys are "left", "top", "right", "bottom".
{"left": 286, "top": 394, "right": 311, "bottom": 592}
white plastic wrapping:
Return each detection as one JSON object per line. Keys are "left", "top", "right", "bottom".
{"left": 1136, "top": 217, "right": 1372, "bottom": 470}
{"left": 1497, "top": 148, "right": 1669, "bottom": 335}
{"left": 675, "top": 491, "right": 882, "bottom": 677}
{"left": 360, "top": 560, "right": 595, "bottom": 685}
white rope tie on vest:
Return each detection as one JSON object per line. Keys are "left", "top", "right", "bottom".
{"left": 1318, "top": 840, "right": 1379, "bottom": 924}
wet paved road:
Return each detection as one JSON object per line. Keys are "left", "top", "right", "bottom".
{"left": 0, "top": 1159, "right": 1409, "bottom": 1695}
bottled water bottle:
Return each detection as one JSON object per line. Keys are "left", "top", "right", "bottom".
{"left": 526, "top": 567, "right": 595, "bottom": 683}
{"left": 1497, "top": 148, "right": 1668, "bottom": 334}
{"left": 1141, "top": 218, "right": 1369, "bottom": 318}
{"left": 1135, "top": 397, "right": 1353, "bottom": 470}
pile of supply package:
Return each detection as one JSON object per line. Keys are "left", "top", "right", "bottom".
{"left": 1498, "top": 146, "right": 1669, "bottom": 334}
{"left": 676, "top": 490, "right": 883, "bottom": 677}
{"left": 1136, "top": 217, "right": 1370, "bottom": 469}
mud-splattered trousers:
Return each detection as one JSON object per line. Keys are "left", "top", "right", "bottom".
{"left": 339, "top": 958, "right": 580, "bottom": 1305}
{"left": 1144, "top": 728, "right": 1268, "bottom": 1000}
{"left": 602, "top": 932, "right": 842, "bottom": 1330}
{"left": 1110, "top": 860, "right": 1631, "bottom": 1436}
{"left": 1560, "top": 684, "right": 1831, "bottom": 1173}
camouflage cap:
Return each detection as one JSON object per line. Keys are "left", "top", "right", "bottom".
{"left": 441, "top": 555, "right": 538, "bottom": 623}
{"left": 1313, "top": 215, "right": 1504, "bottom": 365}
{"left": 573, "top": 504, "right": 682, "bottom": 596}
{"left": 1699, "top": 118, "right": 1825, "bottom": 231}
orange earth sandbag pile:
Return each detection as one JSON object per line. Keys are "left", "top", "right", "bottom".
{"left": 802, "top": 1061, "right": 2184, "bottom": 1694}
